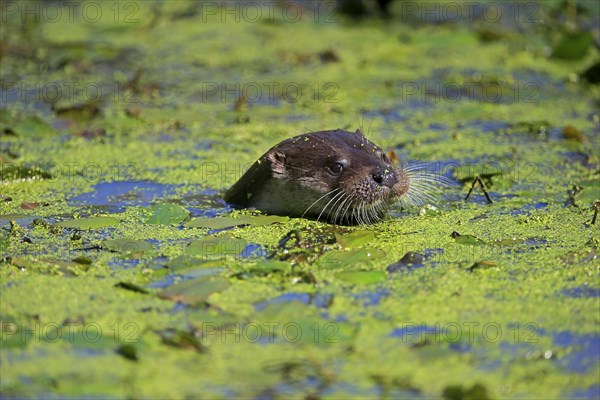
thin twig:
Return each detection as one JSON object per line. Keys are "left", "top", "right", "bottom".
{"left": 465, "top": 176, "right": 493, "bottom": 204}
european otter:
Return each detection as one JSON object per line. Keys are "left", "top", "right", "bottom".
{"left": 225, "top": 129, "right": 433, "bottom": 225}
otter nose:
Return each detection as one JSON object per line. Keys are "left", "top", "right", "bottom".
{"left": 372, "top": 169, "right": 397, "bottom": 188}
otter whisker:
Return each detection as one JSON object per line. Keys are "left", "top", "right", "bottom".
{"left": 334, "top": 192, "right": 353, "bottom": 225}
{"left": 316, "top": 189, "right": 344, "bottom": 222}
{"left": 343, "top": 195, "right": 358, "bottom": 224}
{"left": 369, "top": 201, "right": 381, "bottom": 224}
{"left": 362, "top": 202, "right": 369, "bottom": 225}
{"left": 329, "top": 190, "right": 350, "bottom": 224}
{"left": 393, "top": 165, "right": 455, "bottom": 209}
{"left": 349, "top": 200, "right": 357, "bottom": 225}
{"left": 355, "top": 201, "right": 363, "bottom": 225}
{"left": 360, "top": 200, "right": 368, "bottom": 225}
{"left": 336, "top": 194, "right": 351, "bottom": 224}
{"left": 359, "top": 199, "right": 369, "bottom": 224}
{"left": 371, "top": 201, "right": 383, "bottom": 223}
{"left": 338, "top": 193, "right": 355, "bottom": 224}
{"left": 303, "top": 188, "right": 340, "bottom": 219}
{"left": 407, "top": 187, "right": 438, "bottom": 203}
{"left": 406, "top": 182, "right": 441, "bottom": 204}
{"left": 352, "top": 196, "right": 363, "bottom": 225}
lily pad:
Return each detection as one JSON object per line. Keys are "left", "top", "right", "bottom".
{"left": 443, "top": 383, "right": 491, "bottom": 400}
{"left": 117, "top": 344, "right": 139, "bottom": 361}
{"left": 155, "top": 329, "right": 204, "bottom": 352}
{"left": 387, "top": 252, "right": 425, "bottom": 273}
{"left": 146, "top": 203, "right": 189, "bottom": 225}
{"left": 451, "top": 231, "right": 487, "bottom": 246}
{"left": 3, "top": 115, "right": 56, "bottom": 137}
{"left": 230, "top": 260, "right": 289, "bottom": 279}
{"left": 10, "top": 257, "right": 88, "bottom": 276}
{"left": 0, "top": 317, "right": 31, "bottom": 349}
{"left": 57, "top": 216, "right": 119, "bottom": 230}
{"left": 102, "top": 239, "right": 153, "bottom": 254}
{"left": 61, "top": 330, "right": 116, "bottom": 350}
{"left": 185, "top": 215, "right": 288, "bottom": 229}
{"left": 551, "top": 31, "right": 594, "bottom": 60}
{"left": 467, "top": 261, "right": 498, "bottom": 272}
{"left": 453, "top": 165, "right": 502, "bottom": 184}
{"left": 574, "top": 179, "right": 600, "bottom": 207}
{"left": 158, "top": 276, "right": 230, "bottom": 305}
{"left": 72, "top": 256, "right": 93, "bottom": 265}
{"left": 115, "top": 281, "right": 150, "bottom": 294}
{"left": 0, "top": 214, "right": 29, "bottom": 220}
{"left": 166, "top": 255, "right": 219, "bottom": 271}
{"left": 335, "top": 229, "right": 375, "bottom": 248}
{"left": 335, "top": 271, "right": 386, "bottom": 284}
{"left": 317, "top": 248, "right": 386, "bottom": 269}
{"left": 176, "top": 264, "right": 224, "bottom": 279}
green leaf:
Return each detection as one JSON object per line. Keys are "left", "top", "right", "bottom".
{"left": 0, "top": 317, "right": 31, "bottom": 349}
{"left": 575, "top": 179, "right": 600, "bottom": 207}
{"left": 317, "top": 249, "right": 386, "bottom": 269}
{"left": 335, "top": 271, "right": 386, "bottom": 284}
{"left": 0, "top": 214, "right": 29, "bottom": 220}
{"left": 61, "top": 330, "right": 116, "bottom": 350}
{"left": 146, "top": 203, "right": 189, "bottom": 225}
{"left": 9, "top": 115, "right": 56, "bottom": 137}
{"left": 57, "top": 216, "right": 119, "bottom": 230}
{"left": 155, "top": 329, "right": 204, "bottom": 352}
{"left": 453, "top": 234, "right": 487, "bottom": 246}
{"left": 115, "top": 281, "right": 150, "bottom": 294}
{"left": 184, "top": 215, "right": 288, "bottom": 229}
{"left": 467, "top": 261, "right": 498, "bottom": 272}
{"left": 552, "top": 31, "right": 594, "bottom": 60}
{"left": 335, "top": 230, "right": 375, "bottom": 248}
{"left": 230, "top": 260, "right": 289, "bottom": 279}
{"left": 247, "top": 260, "right": 289, "bottom": 274}
{"left": 72, "top": 256, "right": 93, "bottom": 265}
{"left": 102, "top": 239, "right": 154, "bottom": 254}
{"left": 159, "top": 276, "right": 230, "bottom": 305}
{"left": 117, "top": 344, "right": 138, "bottom": 361}
{"left": 166, "top": 255, "right": 219, "bottom": 271}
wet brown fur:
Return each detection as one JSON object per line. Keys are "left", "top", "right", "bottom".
{"left": 224, "top": 129, "right": 409, "bottom": 225}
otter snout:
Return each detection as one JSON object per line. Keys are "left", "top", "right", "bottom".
{"left": 371, "top": 167, "right": 398, "bottom": 188}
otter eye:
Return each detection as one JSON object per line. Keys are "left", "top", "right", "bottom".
{"left": 327, "top": 162, "right": 344, "bottom": 174}
{"left": 381, "top": 152, "right": 390, "bottom": 163}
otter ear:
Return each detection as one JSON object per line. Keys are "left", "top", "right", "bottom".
{"left": 266, "top": 150, "right": 286, "bottom": 175}
{"left": 355, "top": 129, "right": 363, "bottom": 135}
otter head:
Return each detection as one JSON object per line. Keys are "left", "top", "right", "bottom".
{"left": 262, "top": 129, "right": 409, "bottom": 224}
